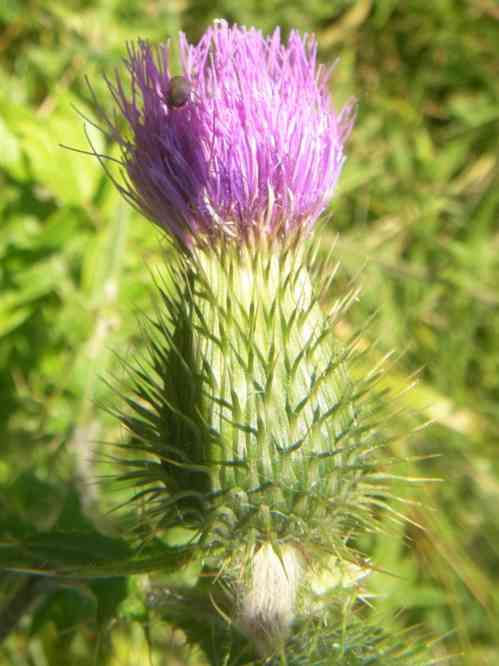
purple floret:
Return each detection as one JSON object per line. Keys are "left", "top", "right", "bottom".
{"left": 98, "top": 19, "right": 354, "bottom": 247}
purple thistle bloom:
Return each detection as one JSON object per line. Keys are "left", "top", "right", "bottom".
{"left": 98, "top": 19, "right": 354, "bottom": 247}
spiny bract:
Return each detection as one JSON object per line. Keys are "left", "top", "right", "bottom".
{"left": 112, "top": 234, "right": 390, "bottom": 654}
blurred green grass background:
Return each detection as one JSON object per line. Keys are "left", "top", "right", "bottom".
{"left": 1, "top": 1, "right": 498, "bottom": 664}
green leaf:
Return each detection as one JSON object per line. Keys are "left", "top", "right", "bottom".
{"left": 0, "top": 114, "right": 22, "bottom": 176}
{"left": 30, "top": 586, "right": 97, "bottom": 635}
{"left": 15, "top": 93, "right": 104, "bottom": 205}
{"left": 90, "top": 577, "right": 129, "bottom": 627}
{"left": 0, "top": 529, "right": 195, "bottom": 578}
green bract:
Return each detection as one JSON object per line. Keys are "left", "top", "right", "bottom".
{"left": 113, "top": 234, "right": 389, "bottom": 654}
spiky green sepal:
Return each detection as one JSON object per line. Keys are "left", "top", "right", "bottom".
{"left": 113, "top": 232, "right": 393, "bottom": 654}
{"left": 147, "top": 575, "right": 436, "bottom": 666}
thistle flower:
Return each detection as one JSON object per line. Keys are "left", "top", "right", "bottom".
{"left": 93, "top": 21, "right": 397, "bottom": 661}
{"left": 98, "top": 19, "right": 354, "bottom": 246}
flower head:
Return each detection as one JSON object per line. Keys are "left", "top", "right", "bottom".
{"left": 98, "top": 19, "right": 354, "bottom": 246}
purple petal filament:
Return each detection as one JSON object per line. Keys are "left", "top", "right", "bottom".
{"left": 101, "top": 19, "right": 354, "bottom": 246}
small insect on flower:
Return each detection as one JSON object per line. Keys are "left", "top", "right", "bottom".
{"left": 165, "top": 75, "right": 192, "bottom": 108}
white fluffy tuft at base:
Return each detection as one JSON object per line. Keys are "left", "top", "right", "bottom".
{"left": 238, "top": 543, "right": 304, "bottom": 656}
